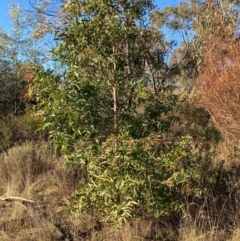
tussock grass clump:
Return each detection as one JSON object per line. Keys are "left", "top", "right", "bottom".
{"left": 0, "top": 142, "right": 81, "bottom": 241}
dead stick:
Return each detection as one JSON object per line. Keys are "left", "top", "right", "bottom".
{"left": 0, "top": 196, "right": 34, "bottom": 204}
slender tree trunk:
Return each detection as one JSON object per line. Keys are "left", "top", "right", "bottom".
{"left": 113, "top": 84, "right": 118, "bottom": 137}
{"left": 112, "top": 46, "right": 118, "bottom": 138}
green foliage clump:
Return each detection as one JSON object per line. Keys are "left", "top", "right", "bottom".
{"left": 70, "top": 134, "right": 212, "bottom": 223}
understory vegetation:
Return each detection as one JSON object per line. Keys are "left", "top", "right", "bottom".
{"left": 2, "top": 0, "right": 240, "bottom": 240}
{"left": 1, "top": 140, "right": 240, "bottom": 240}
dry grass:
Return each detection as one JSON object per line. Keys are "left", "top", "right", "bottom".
{"left": 0, "top": 141, "right": 81, "bottom": 240}
{"left": 179, "top": 225, "right": 240, "bottom": 241}
{"left": 226, "top": 229, "right": 240, "bottom": 241}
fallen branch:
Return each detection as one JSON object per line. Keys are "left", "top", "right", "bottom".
{"left": 0, "top": 196, "right": 34, "bottom": 204}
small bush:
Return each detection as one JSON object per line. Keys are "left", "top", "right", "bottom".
{"left": 0, "top": 111, "right": 47, "bottom": 152}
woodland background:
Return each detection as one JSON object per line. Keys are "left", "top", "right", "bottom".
{"left": 1, "top": 0, "right": 240, "bottom": 240}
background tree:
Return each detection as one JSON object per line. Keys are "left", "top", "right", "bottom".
{"left": 152, "top": 0, "right": 240, "bottom": 145}
{"left": 195, "top": 1, "right": 240, "bottom": 147}
{"left": 150, "top": 1, "right": 196, "bottom": 91}
{"left": 0, "top": 25, "right": 27, "bottom": 116}
{"left": 0, "top": 0, "right": 54, "bottom": 151}
{"left": 0, "top": 0, "right": 53, "bottom": 116}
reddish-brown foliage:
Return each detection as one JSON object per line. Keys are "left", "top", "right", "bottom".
{"left": 14, "top": 64, "right": 36, "bottom": 85}
{"left": 196, "top": 9, "right": 240, "bottom": 146}
{"left": 14, "top": 64, "right": 37, "bottom": 103}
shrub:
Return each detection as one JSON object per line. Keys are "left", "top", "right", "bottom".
{"left": 0, "top": 111, "right": 46, "bottom": 152}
